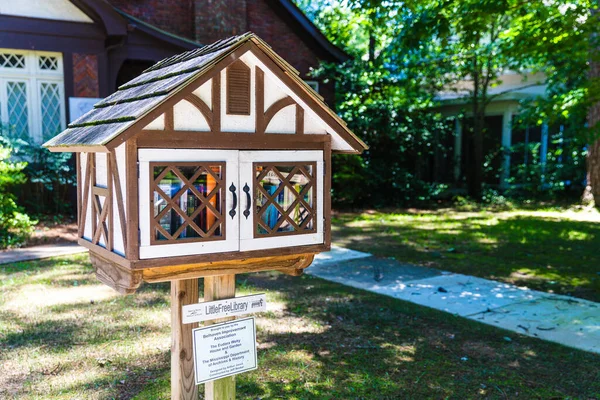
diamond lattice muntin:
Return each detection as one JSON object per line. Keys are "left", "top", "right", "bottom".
{"left": 255, "top": 163, "right": 315, "bottom": 236}
{"left": 0, "top": 53, "right": 25, "bottom": 69}
{"left": 38, "top": 56, "right": 58, "bottom": 71}
{"left": 40, "top": 82, "right": 61, "bottom": 140}
{"left": 6, "top": 81, "right": 29, "bottom": 140}
{"left": 152, "top": 164, "right": 224, "bottom": 242}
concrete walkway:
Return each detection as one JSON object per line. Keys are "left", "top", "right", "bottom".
{"left": 0, "top": 243, "right": 87, "bottom": 265}
{"left": 310, "top": 247, "right": 600, "bottom": 354}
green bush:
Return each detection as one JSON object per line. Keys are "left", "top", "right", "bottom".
{"left": 0, "top": 143, "right": 36, "bottom": 248}
{"left": 7, "top": 138, "right": 76, "bottom": 215}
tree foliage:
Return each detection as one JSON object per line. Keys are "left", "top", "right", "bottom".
{"left": 0, "top": 140, "right": 36, "bottom": 248}
{"left": 298, "top": 0, "right": 597, "bottom": 204}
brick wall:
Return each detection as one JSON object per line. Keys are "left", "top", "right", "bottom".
{"left": 72, "top": 54, "right": 99, "bottom": 98}
{"left": 194, "top": 0, "right": 247, "bottom": 44}
{"left": 247, "top": 0, "right": 317, "bottom": 77}
{"left": 109, "top": 0, "right": 195, "bottom": 40}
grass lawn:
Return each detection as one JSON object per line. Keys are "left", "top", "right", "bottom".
{"left": 333, "top": 206, "right": 600, "bottom": 302}
{"left": 1, "top": 254, "right": 599, "bottom": 399}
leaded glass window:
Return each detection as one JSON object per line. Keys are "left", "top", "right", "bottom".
{"left": 40, "top": 82, "right": 62, "bottom": 140}
{"left": 0, "top": 53, "right": 25, "bottom": 69}
{"left": 6, "top": 81, "right": 28, "bottom": 140}
{"left": 38, "top": 56, "right": 58, "bottom": 71}
{"left": 0, "top": 50, "right": 64, "bottom": 143}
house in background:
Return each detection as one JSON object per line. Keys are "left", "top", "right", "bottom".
{"left": 432, "top": 71, "right": 551, "bottom": 188}
{"left": 0, "top": 0, "right": 348, "bottom": 145}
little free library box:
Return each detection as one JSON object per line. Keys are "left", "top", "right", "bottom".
{"left": 44, "top": 33, "right": 366, "bottom": 293}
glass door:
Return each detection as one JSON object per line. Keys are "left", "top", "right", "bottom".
{"left": 238, "top": 150, "right": 324, "bottom": 251}
{"left": 138, "top": 149, "right": 239, "bottom": 259}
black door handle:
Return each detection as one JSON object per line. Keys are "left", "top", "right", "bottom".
{"left": 243, "top": 183, "right": 251, "bottom": 219}
{"left": 229, "top": 183, "right": 237, "bottom": 219}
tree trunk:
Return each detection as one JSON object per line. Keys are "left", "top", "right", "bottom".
{"left": 468, "top": 113, "right": 485, "bottom": 199}
{"left": 586, "top": 138, "right": 600, "bottom": 206}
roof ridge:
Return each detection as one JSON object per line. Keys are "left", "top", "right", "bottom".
{"left": 143, "top": 32, "right": 254, "bottom": 74}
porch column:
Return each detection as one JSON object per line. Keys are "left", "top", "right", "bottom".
{"left": 454, "top": 117, "right": 462, "bottom": 182}
{"left": 540, "top": 122, "right": 549, "bottom": 167}
{"left": 501, "top": 107, "right": 513, "bottom": 188}
{"left": 539, "top": 122, "right": 549, "bottom": 185}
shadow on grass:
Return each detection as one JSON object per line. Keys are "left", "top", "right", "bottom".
{"left": 235, "top": 272, "right": 600, "bottom": 399}
{"left": 335, "top": 213, "right": 600, "bottom": 300}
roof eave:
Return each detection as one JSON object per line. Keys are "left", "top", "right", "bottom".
{"left": 114, "top": 9, "right": 201, "bottom": 50}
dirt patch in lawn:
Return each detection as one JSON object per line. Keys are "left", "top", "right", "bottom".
{"left": 26, "top": 219, "right": 78, "bottom": 247}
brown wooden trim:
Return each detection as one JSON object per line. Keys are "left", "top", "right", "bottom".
{"left": 92, "top": 192, "right": 109, "bottom": 245}
{"left": 90, "top": 153, "right": 97, "bottom": 241}
{"left": 137, "top": 130, "right": 330, "bottom": 150}
{"left": 143, "top": 253, "right": 315, "bottom": 283}
{"left": 79, "top": 238, "right": 130, "bottom": 268}
{"left": 324, "top": 139, "right": 332, "bottom": 247}
{"left": 212, "top": 73, "right": 221, "bottom": 132}
{"left": 226, "top": 59, "right": 251, "bottom": 115}
{"left": 79, "top": 153, "right": 92, "bottom": 237}
{"left": 125, "top": 139, "right": 139, "bottom": 260}
{"left": 90, "top": 253, "right": 142, "bottom": 295}
{"left": 110, "top": 149, "right": 128, "bottom": 252}
{"left": 92, "top": 186, "right": 109, "bottom": 196}
{"left": 76, "top": 153, "right": 81, "bottom": 229}
{"left": 263, "top": 97, "right": 295, "bottom": 133}
{"left": 255, "top": 67, "right": 265, "bottom": 133}
{"left": 296, "top": 105, "right": 304, "bottom": 135}
{"left": 130, "top": 243, "right": 327, "bottom": 270}
{"left": 107, "top": 42, "right": 254, "bottom": 150}
{"left": 165, "top": 108, "right": 174, "bottom": 130}
{"left": 185, "top": 94, "right": 213, "bottom": 131}
{"left": 107, "top": 154, "right": 114, "bottom": 252}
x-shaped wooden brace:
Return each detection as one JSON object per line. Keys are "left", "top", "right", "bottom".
{"left": 152, "top": 165, "right": 223, "bottom": 240}
{"left": 255, "top": 165, "right": 314, "bottom": 234}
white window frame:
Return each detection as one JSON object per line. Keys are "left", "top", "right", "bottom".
{"left": 137, "top": 149, "right": 324, "bottom": 259}
{"left": 138, "top": 149, "right": 240, "bottom": 259}
{"left": 239, "top": 150, "right": 324, "bottom": 252}
{"left": 0, "top": 49, "right": 65, "bottom": 144}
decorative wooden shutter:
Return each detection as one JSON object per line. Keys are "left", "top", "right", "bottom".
{"left": 226, "top": 60, "right": 251, "bottom": 115}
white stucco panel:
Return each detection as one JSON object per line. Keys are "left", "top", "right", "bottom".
{"left": 220, "top": 54, "right": 255, "bottom": 133}
{"left": 112, "top": 143, "right": 127, "bottom": 256}
{"left": 173, "top": 99, "right": 210, "bottom": 131}
{"left": 0, "top": 1, "right": 93, "bottom": 23}
{"left": 81, "top": 153, "right": 93, "bottom": 241}
{"left": 304, "top": 109, "right": 327, "bottom": 134}
{"left": 265, "top": 104, "right": 296, "bottom": 134}
{"left": 263, "top": 74, "right": 289, "bottom": 111}
{"left": 144, "top": 114, "right": 165, "bottom": 130}
{"left": 192, "top": 79, "right": 212, "bottom": 110}
{"left": 95, "top": 153, "right": 107, "bottom": 188}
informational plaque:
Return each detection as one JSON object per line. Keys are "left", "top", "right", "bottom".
{"left": 192, "top": 317, "right": 258, "bottom": 384}
{"left": 183, "top": 294, "right": 266, "bottom": 324}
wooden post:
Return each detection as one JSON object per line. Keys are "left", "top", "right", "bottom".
{"left": 171, "top": 279, "right": 199, "bottom": 400}
{"left": 204, "top": 274, "right": 236, "bottom": 400}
